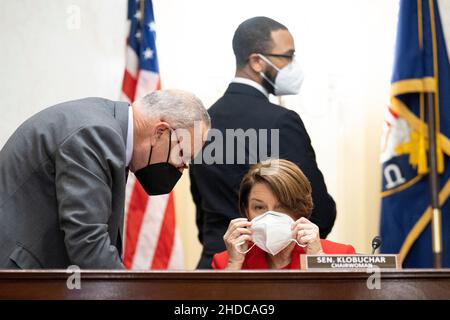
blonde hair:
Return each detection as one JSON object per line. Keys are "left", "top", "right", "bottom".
{"left": 239, "top": 159, "right": 313, "bottom": 219}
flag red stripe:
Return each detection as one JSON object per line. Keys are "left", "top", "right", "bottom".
{"left": 150, "top": 192, "right": 176, "bottom": 269}
{"left": 122, "top": 69, "right": 138, "bottom": 102}
{"left": 123, "top": 181, "right": 150, "bottom": 268}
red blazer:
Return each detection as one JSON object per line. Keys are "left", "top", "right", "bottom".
{"left": 212, "top": 239, "right": 356, "bottom": 270}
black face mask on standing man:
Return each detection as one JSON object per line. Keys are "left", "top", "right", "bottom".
{"left": 134, "top": 130, "right": 182, "bottom": 196}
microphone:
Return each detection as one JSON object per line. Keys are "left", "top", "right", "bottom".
{"left": 371, "top": 236, "right": 382, "bottom": 254}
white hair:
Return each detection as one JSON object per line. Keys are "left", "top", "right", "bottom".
{"left": 139, "top": 89, "right": 210, "bottom": 129}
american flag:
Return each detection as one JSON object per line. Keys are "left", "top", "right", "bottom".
{"left": 121, "top": 0, "right": 184, "bottom": 270}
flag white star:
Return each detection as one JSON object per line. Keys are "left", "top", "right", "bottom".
{"left": 134, "top": 10, "right": 141, "bottom": 20}
{"left": 148, "top": 21, "right": 156, "bottom": 32}
{"left": 135, "top": 31, "right": 141, "bottom": 39}
{"left": 143, "top": 48, "right": 153, "bottom": 59}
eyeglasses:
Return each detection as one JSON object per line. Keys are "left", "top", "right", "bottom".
{"left": 260, "top": 52, "right": 295, "bottom": 61}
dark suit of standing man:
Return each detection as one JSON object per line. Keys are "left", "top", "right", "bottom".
{"left": 0, "top": 90, "right": 209, "bottom": 269}
{"left": 190, "top": 17, "right": 336, "bottom": 269}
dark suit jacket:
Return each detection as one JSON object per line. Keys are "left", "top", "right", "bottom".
{"left": 190, "top": 83, "right": 337, "bottom": 267}
{"left": 0, "top": 97, "right": 129, "bottom": 269}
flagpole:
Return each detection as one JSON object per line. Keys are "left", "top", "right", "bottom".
{"left": 426, "top": 92, "right": 443, "bottom": 268}
{"left": 140, "top": 0, "right": 145, "bottom": 16}
{"left": 139, "top": 0, "right": 145, "bottom": 27}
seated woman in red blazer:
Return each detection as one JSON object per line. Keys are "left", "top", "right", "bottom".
{"left": 212, "top": 159, "right": 355, "bottom": 270}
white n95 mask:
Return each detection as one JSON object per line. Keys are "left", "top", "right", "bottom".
{"left": 258, "top": 54, "right": 305, "bottom": 96}
{"left": 236, "top": 211, "right": 305, "bottom": 256}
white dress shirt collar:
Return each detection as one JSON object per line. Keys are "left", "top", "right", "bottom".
{"left": 232, "top": 77, "right": 269, "bottom": 97}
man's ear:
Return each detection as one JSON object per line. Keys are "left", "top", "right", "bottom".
{"left": 248, "top": 53, "right": 264, "bottom": 73}
{"left": 151, "top": 121, "right": 170, "bottom": 145}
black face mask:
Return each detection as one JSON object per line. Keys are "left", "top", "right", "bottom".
{"left": 134, "top": 130, "right": 182, "bottom": 196}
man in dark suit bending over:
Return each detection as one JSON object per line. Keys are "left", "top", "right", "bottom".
{"left": 190, "top": 16, "right": 337, "bottom": 268}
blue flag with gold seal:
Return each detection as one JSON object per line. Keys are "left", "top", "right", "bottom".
{"left": 380, "top": 0, "right": 450, "bottom": 268}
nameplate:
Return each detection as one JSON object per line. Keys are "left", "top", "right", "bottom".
{"left": 300, "top": 254, "right": 400, "bottom": 270}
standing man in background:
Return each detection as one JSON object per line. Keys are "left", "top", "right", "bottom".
{"left": 190, "top": 17, "right": 336, "bottom": 269}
